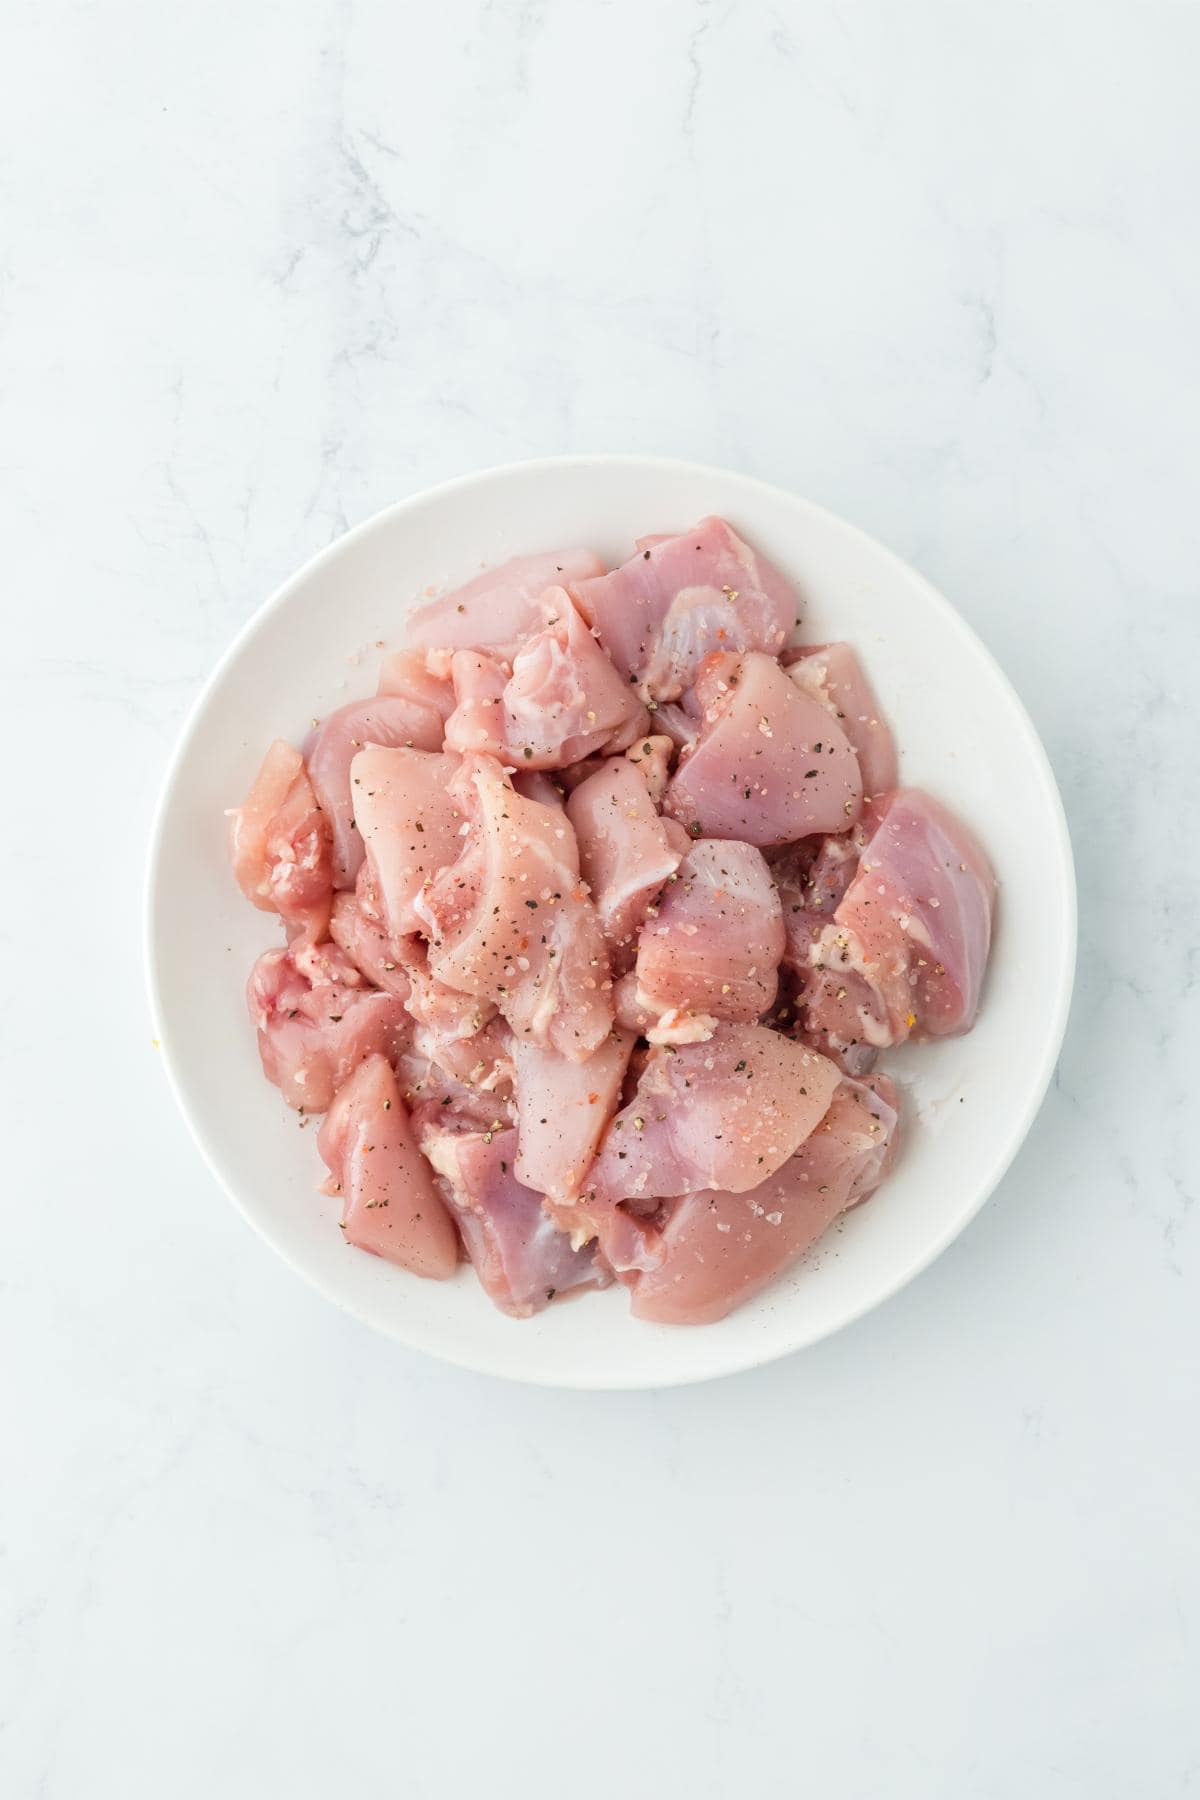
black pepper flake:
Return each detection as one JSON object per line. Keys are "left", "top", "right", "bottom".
{"left": 688, "top": 821, "right": 702, "bottom": 837}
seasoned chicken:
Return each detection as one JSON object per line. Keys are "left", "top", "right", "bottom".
{"left": 418, "top": 755, "right": 614, "bottom": 1061}
{"left": 572, "top": 517, "right": 797, "bottom": 701}
{"left": 666, "top": 652, "right": 863, "bottom": 845}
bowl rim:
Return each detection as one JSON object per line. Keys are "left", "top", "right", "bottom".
{"left": 144, "top": 453, "right": 1078, "bottom": 1387}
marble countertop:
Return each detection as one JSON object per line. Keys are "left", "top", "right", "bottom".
{"left": 4, "top": 2, "right": 1197, "bottom": 1794}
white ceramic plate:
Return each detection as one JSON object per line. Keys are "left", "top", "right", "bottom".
{"left": 146, "top": 456, "right": 1076, "bottom": 1389}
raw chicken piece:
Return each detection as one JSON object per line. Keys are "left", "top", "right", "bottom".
{"left": 584, "top": 1024, "right": 839, "bottom": 1205}
{"left": 795, "top": 967, "right": 891, "bottom": 1075}
{"left": 405, "top": 1057, "right": 515, "bottom": 1146}
{"left": 554, "top": 1025, "right": 839, "bottom": 1275}
{"left": 229, "top": 740, "right": 332, "bottom": 939}
{"left": 631, "top": 1074, "right": 900, "bottom": 1324}
{"left": 418, "top": 755, "right": 614, "bottom": 1061}
{"left": 307, "top": 697, "right": 446, "bottom": 888}
{"left": 412, "top": 1015, "right": 514, "bottom": 1093}
{"left": 328, "top": 892, "right": 412, "bottom": 999}
{"left": 317, "top": 1055, "right": 458, "bottom": 1278}
{"left": 513, "top": 769, "right": 567, "bottom": 809}
{"left": 512, "top": 1031, "right": 635, "bottom": 1198}
{"left": 444, "top": 589, "right": 649, "bottom": 769}
{"left": 421, "top": 1126, "right": 607, "bottom": 1316}
{"left": 443, "top": 650, "right": 510, "bottom": 758}
{"left": 612, "top": 971, "right": 655, "bottom": 1034}
{"left": 386, "top": 933, "right": 504, "bottom": 1083}
{"left": 247, "top": 945, "right": 409, "bottom": 1112}
{"left": 376, "top": 648, "right": 456, "bottom": 722}
{"left": 566, "top": 759, "right": 685, "bottom": 967}
{"left": 666, "top": 652, "right": 863, "bottom": 846}
{"left": 351, "top": 746, "right": 464, "bottom": 938}
{"left": 404, "top": 549, "right": 606, "bottom": 658}
{"left": 635, "top": 838, "right": 784, "bottom": 1023}
{"left": 785, "top": 643, "right": 898, "bottom": 798}
{"left": 623, "top": 733, "right": 675, "bottom": 804}
{"left": 808, "top": 789, "right": 995, "bottom": 1046}
{"left": 571, "top": 517, "right": 797, "bottom": 701}
{"left": 653, "top": 703, "right": 699, "bottom": 752}
{"left": 774, "top": 833, "right": 861, "bottom": 980}
{"left": 611, "top": 975, "right": 717, "bottom": 1042}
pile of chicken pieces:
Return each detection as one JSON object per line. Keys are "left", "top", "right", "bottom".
{"left": 231, "top": 519, "right": 994, "bottom": 1325}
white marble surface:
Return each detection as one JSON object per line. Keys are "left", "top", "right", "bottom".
{"left": 3, "top": 2, "right": 1198, "bottom": 1793}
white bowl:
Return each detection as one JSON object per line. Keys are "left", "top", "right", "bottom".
{"left": 146, "top": 456, "right": 1076, "bottom": 1389}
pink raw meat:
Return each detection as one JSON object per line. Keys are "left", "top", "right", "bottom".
{"left": 786, "top": 643, "right": 898, "bottom": 798}
{"left": 572, "top": 517, "right": 797, "bottom": 701}
{"left": 307, "top": 697, "right": 446, "bottom": 888}
{"left": 566, "top": 758, "right": 686, "bottom": 967}
{"left": 444, "top": 589, "right": 648, "bottom": 769}
{"left": 666, "top": 653, "right": 863, "bottom": 846}
{"left": 807, "top": 788, "right": 995, "bottom": 1047}
{"left": 247, "top": 945, "right": 409, "bottom": 1112}
{"left": 229, "top": 740, "right": 332, "bottom": 941}
{"left": 318, "top": 1055, "right": 458, "bottom": 1278}
{"left": 586, "top": 1023, "right": 839, "bottom": 1205}
{"left": 376, "top": 648, "right": 456, "bottom": 721}
{"left": 351, "top": 746, "right": 464, "bottom": 938}
{"left": 421, "top": 1126, "right": 607, "bottom": 1316}
{"left": 404, "top": 549, "right": 606, "bottom": 658}
{"left": 631, "top": 1074, "right": 900, "bottom": 1324}
{"left": 418, "top": 755, "right": 614, "bottom": 1061}
{"left": 387, "top": 933, "right": 502, "bottom": 1082}
{"left": 512, "top": 1030, "right": 635, "bottom": 1198}
{"left": 635, "top": 838, "right": 784, "bottom": 1023}
{"left": 623, "top": 733, "right": 675, "bottom": 804}
{"left": 328, "top": 892, "right": 412, "bottom": 999}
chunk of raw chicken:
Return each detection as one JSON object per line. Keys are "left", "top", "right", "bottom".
{"left": 571, "top": 517, "right": 797, "bottom": 701}
{"left": 806, "top": 789, "right": 996, "bottom": 1049}
{"left": 404, "top": 549, "right": 606, "bottom": 658}
{"left": 442, "top": 651, "right": 510, "bottom": 759}
{"left": 418, "top": 755, "right": 614, "bottom": 1061}
{"left": 512, "top": 1031, "right": 635, "bottom": 1198}
{"left": 444, "top": 589, "right": 649, "bottom": 768}
{"left": 229, "top": 740, "right": 332, "bottom": 940}
{"left": 785, "top": 643, "right": 898, "bottom": 798}
{"left": 631, "top": 1074, "right": 900, "bottom": 1324}
{"left": 566, "top": 758, "right": 686, "bottom": 967}
{"left": 247, "top": 945, "right": 409, "bottom": 1112}
{"left": 513, "top": 769, "right": 567, "bottom": 809}
{"left": 317, "top": 1055, "right": 458, "bottom": 1278}
{"left": 328, "top": 892, "right": 412, "bottom": 998}
{"left": 306, "top": 698, "right": 446, "bottom": 888}
{"left": 773, "top": 833, "right": 862, "bottom": 992}
{"left": 421, "top": 1126, "right": 607, "bottom": 1316}
{"left": 385, "top": 934, "right": 506, "bottom": 1087}
{"left": 584, "top": 1023, "right": 840, "bottom": 1206}
{"left": 551, "top": 1024, "right": 839, "bottom": 1275}
{"left": 351, "top": 746, "right": 464, "bottom": 938}
{"left": 666, "top": 653, "right": 863, "bottom": 846}
{"left": 653, "top": 702, "right": 700, "bottom": 752}
{"left": 375, "top": 648, "right": 456, "bottom": 722}
{"left": 623, "top": 733, "right": 675, "bottom": 804}
{"left": 611, "top": 975, "right": 718, "bottom": 1043}
{"left": 635, "top": 838, "right": 784, "bottom": 1023}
